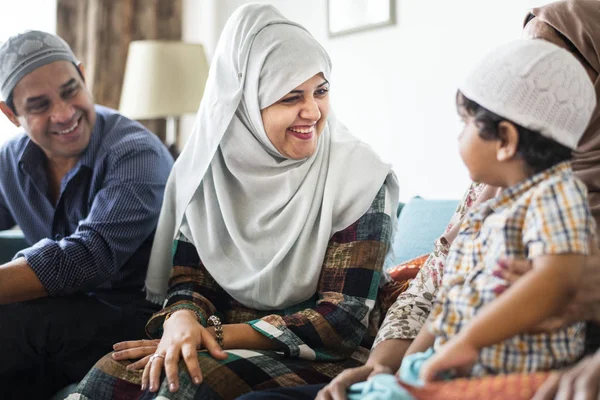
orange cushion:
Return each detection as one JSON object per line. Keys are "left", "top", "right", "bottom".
{"left": 379, "top": 254, "right": 429, "bottom": 312}
{"left": 388, "top": 254, "right": 429, "bottom": 281}
{"left": 402, "top": 372, "right": 550, "bottom": 400}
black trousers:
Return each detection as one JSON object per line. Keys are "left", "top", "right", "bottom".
{"left": 237, "top": 384, "right": 327, "bottom": 400}
{"left": 0, "top": 292, "right": 156, "bottom": 399}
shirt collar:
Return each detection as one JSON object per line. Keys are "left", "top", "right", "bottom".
{"left": 76, "top": 108, "right": 103, "bottom": 169}
{"left": 487, "top": 161, "right": 573, "bottom": 213}
{"left": 18, "top": 138, "right": 46, "bottom": 183}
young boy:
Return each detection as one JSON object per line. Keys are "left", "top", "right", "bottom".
{"left": 405, "top": 39, "right": 597, "bottom": 382}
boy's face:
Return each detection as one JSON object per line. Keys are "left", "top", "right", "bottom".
{"left": 457, "top": 112, "right": 501, "bottom": 185}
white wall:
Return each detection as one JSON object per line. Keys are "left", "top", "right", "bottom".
{"left": 184, "top": 0, "right": 546, "bottom": 201}
{"left": 0, "top": 0, "right": 57, "bottom": 145}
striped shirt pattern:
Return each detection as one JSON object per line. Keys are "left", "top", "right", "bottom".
{"left": 0, "top": 105, "right": 173, "bottom": 297}
{"left": 429, "top": 162, "right": 594, "bottom": 375}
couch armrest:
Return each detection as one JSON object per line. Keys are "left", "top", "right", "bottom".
{"left": 0, "top": 230, "right": 27, "bottom": 264}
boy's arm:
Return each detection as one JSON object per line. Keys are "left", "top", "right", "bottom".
{"left": 421, "top": 253, "right": 584, "bottom": 381}
{"left": 405, "top": 322, "right": 436, "bottom": 357}
{"left": 460, "top": 253, "right": 582, "bottom": 347}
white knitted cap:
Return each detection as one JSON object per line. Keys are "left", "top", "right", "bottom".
{"left": 459, "top": 39, "right": 596, "bottom": 150}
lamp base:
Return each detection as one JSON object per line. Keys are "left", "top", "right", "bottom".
{"left": 166, "top": 116, "right": 180, "bottom": 148}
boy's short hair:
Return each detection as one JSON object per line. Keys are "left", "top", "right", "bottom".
{"left": 457, "top": 91, "right": 572, "bottom": 174}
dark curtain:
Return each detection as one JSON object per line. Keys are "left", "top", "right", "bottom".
{"left": 56, "top": 0, "right": 182, "bottom": 143}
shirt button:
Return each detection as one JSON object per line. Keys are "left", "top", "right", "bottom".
{"left": 55, "top": 234, "right": 63, "bottom": 241}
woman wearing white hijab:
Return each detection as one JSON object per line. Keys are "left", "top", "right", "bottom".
{"left": 69, "top": 3, "right": 397, "bottom": 400}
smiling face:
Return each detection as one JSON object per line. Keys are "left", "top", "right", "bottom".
{"left": 0, "top": 60, "right": 96, "bottom": 164}
{"left": 260, "top": 73, "right": 330, "bottom": 160}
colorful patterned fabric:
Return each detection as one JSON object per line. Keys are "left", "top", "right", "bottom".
{"left": 69, "top": 185, "right": 392, "bottom": 399}
{"left": 69, "top": 350, "right": 366, "bottom": 400}
{"left": 348, "top": 366, "right": 551, "bottom": 400}
{"left": 387, "top": 255, "right": 429, "bottom": 283}
{"left": 374, "top": 182, "right": 485, "bottom": 346}
{"left": 396, "top": 349, "right": 549, "bottom": 399}
{"left": 379, "top": 255, "right": 429, "bottom": 313}
{"left": 429, "top": 162, "right": 593, "bottom": 375}
{"left": 346, "top": 345, "right": 552, "bottom": 400}
{"left": 402, "top": 372, "right": 550, "bottom": 400}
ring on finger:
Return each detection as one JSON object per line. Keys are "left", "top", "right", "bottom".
{"left": 149, "top": 353, "right": 166, "bottom": 363}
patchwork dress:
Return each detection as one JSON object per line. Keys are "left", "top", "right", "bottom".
{"left": 69, "top": 185, "right": 392, "bottom": 400}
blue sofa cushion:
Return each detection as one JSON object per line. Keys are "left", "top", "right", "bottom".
{"left": 384, "top": 197, "right": 458, "bottom": 270}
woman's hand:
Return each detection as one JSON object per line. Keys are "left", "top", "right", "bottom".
{"left": 419, "top": 337, "right": 478, "bottom": 383}
{"left": 112, "top": 339, "right": 161, "bottom": 370}
{"left": 142, "top": 309, "right": 228, "bottom": 393}
{"left": 315, "top": 364, "right": 393, "bottom": 400}
{"left": 532, "top": 350, "right": 600, "bottom": 400}
{"left": 497, "top": 247, "right": 600, "bottom": 328}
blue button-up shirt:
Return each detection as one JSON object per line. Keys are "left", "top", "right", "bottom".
{"left": 0, "top": 105, "right": 173, "bottom": 298}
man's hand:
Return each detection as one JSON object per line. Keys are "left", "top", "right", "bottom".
{"left": 111, "top": 339, "right": 161, "bottom": 370}
{"left": 532, "top": 350, "right": 600, "bottom": 400}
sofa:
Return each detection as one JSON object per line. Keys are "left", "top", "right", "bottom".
{"left": 0, "top": 229, "right": 28, "bottom": 264}
{"left": 0, "top": 196, "right": 458, "bottom": 399}
{"left": 0, "top": 197, "right": 460, "bottom": 268}
{"left": 384, "top": 197, "right": 458, "bottom": 270}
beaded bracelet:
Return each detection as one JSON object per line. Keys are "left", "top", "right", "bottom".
{"left": 207, "top": 315, "right": 224, "bottom": 347}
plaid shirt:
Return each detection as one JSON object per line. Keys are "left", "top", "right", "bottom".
{"left": 429, "top": 162, "right": 595, "bottom": 376}
{"left": 146, "top": 185, "right": 393, "bottom": 362}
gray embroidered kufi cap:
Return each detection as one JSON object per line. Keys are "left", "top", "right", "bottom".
{"left": 0, "top": 30, "right": 79, "bottom": 100}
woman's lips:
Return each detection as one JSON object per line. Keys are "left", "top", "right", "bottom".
{"left": 287, "top": 125, "right": 315, "bottom": 140}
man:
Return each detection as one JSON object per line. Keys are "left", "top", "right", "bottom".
{"left": 0, "top": 30, "right": 173, "bottom": 398}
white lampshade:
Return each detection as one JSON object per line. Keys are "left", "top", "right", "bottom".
{"left": 119, "top": 40, "right": 209, "bottom": 119}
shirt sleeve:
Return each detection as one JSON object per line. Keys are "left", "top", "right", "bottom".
{"left": 145, "top": 234, "right": 221, "bottom": 338}
{"left": 524, "top": 177, "right": 594, "bottom": 258}
{"left": 248, "top": 185, "right": 393, "bottom": 361}
{"left": 16, "top": 143, "right": 173, "bottom": 295}
{"left": 372, "top": 182, "right": 484, "bottom": 347}
{"left": 0, "top": 191, "right": 16, "bottom": 231}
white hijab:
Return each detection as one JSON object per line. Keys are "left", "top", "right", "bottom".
{"left": 145, "top": 3, "right": 398, "bottom": 310}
